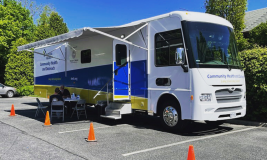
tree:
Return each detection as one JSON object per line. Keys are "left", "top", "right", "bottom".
{"left": 49, "top": 12, "right": 69, "bottom": 35}
{"left": 249, "top": 22, "right": 267, "bottom": 47}
{"left": 15, "top": 0, "right": 55, "bottom": 24}
{"left": 205, "top": 0, "right": 249, "bottom": 51}
{"left": 4, "top": 38, "right": 34, "bottom": 88}
{"left": 0, "top": 0, "right": 35, "bottom": 83}
{"left": 34, "top": 7, "right": 68, "bottom": 41}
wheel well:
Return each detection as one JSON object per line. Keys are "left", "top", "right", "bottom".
{"left": 156, "top": 94, "right": 181, "bottom": 116}
{"left": 6, "top": 90, "right": 14, "bottom": 94}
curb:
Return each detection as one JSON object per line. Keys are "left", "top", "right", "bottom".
{"left": 226, "top": 119, "right": 267, "bottom": 127}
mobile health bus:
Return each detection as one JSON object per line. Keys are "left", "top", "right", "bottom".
{"left": 18, "top": 11, "right": 246, "bottom": 130}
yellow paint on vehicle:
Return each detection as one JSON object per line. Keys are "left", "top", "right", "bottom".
{"left": 131, "top": 96, "right": 148, "bottom": 110}
{"left": 114, "top": 95, "right": 129, "bottom": 99}
{"left": 34, "top": 85, "right": 148, "bottom": 111}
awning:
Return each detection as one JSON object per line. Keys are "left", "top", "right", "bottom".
{"left": 17, "top": 23, "right": 148, "bottom": 51}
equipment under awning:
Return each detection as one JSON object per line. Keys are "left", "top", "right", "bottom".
{"left": 17, "top": 23, "right": 148, "bottom": 52}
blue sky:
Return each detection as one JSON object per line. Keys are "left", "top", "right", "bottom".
{"left": 37, "top": 0, "right": 267, "bottom": 30}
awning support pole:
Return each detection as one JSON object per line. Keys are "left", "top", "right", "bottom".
{"left": 85, "top": 27, "right": 148, "bottom": 51}
{"left": 25, "top": 49, "right": 65, "bottom": 61}
{"left": 124, "top": 23, "right": 148, "bottom": 40}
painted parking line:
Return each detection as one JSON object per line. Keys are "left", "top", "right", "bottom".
{"left": 58, "top": 124, "right": 128, "bottom": 134}
{"left": 122, "top": 127, "right": 257, "bottom": 157}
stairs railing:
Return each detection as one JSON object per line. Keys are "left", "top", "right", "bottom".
{"left": 93, "top": 77, "right": 113, "bottom": 105}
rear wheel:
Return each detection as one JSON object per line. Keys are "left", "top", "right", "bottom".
{"left": 205, "top": 120, "right": 225, "bottom": 126}
{"left": 160, "top": 100, "right": 184, "bottom": 131}
{"left": 6, "top": 91, "right": 14, "bottom": 98}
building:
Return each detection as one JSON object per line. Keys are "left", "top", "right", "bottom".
{"left": 243, "top": 7, "right": 267, "bottom": 38}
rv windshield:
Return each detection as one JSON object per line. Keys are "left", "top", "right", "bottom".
{"left": 182, "top": 21, "right": 241, "bottom": 69}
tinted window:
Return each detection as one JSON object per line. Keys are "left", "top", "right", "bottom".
{"left": 182, "top": 21, "right": 241, "bottom": 69}
{"left": 156, "top": 78, "right": 171, "bottom": 86}
{"left": 155, "top": 29, "right": 184, "bottom": 66}
{"left": 81, "top": 49, "right": 91, "bottom": 63}
{"left": 116, "top": 44, "right": 127, "bottom": 66}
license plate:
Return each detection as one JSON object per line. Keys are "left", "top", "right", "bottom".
{"left": 230, "top": 112, "right": 236, "bottom": 118}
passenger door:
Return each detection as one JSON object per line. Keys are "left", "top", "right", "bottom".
{"left": 113, "top": 40, "right": 130, "bottom": 100}
{"left": 0, "top": 84, "right": 5, "bottom": 94}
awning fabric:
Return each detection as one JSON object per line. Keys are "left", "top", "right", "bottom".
{"left": 17, "top": 23, "right": 146, "bottom": 51}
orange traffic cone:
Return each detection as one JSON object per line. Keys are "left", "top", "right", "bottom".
{"left": 43, "top": 111, "right": 51, "bottom": 126}
{"left": 9, "top": 104, "right": 16, "bottom": 116}
{"left": 86, "top": 122, "right": 97, "bottom": 142}
{"left": 187, "top": 145, "right": 196, "bottom": 160}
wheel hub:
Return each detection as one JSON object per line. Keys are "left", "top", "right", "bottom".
{"left": 163, "top": 106, "right": 178, "bottom": 127}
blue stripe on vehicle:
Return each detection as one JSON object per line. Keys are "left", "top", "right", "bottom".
{"left": 35, "top": 60, "right": 148, "bottom": 98}
{"left": 113, "top": 62, "right": 129, "bottom": 96}
{"left": 35, "top": 64, "right": 113, "bottom": 91}
{"left": 131, "top": 60, "right": 148, "bottom": 98}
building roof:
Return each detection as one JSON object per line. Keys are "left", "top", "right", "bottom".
{"left": 243, "top": 7, "right": 267, "bottom": 32}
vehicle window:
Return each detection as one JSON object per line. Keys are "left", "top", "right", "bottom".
{"left": 116, "top": 44, "right": 127, "bottom": 66}
{"left": 81, "top": 49, "right": 91, "bottom": 63}
{"left": 155, "top": 29, "right": 184, "bottom": 66}
{"left": 0, "top": 84, "right": 3, "bottom": 87}
{"left": 156, "top": 78, "right": 171, "bottom": 86}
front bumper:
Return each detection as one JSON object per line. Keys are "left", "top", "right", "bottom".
{"left": 191, "top": 101, "right": 246, "bottom": 121}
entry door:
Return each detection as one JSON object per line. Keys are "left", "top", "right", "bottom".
{"left": 113, "top": 40, "right": 130, "bottom": 100}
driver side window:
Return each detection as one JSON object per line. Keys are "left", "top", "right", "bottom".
{"left": 155, "top": 29, "right": 185, "bottom": 67}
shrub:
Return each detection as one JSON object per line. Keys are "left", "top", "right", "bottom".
{"left": 17, "top": 85, "right": 34, "bottom": 96}
{"left": 249, "top": 22, "right": 267, "bottom": 47}
{"left": 239, "top": 46, "right": 267, "bottom": 121}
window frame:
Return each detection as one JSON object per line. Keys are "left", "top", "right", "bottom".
{"left": 81, "top": 49, "right": 91, "bottom": 64}
{"left": 154, "top": 29, "right": 185, "bottom": 67}
{"left": 115, "top": 44, "right": 127, "bottom": 66}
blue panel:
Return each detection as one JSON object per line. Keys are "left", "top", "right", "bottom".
{"left": 131, "top": 60, "right": 148, "bottom": 98}
{"left": 35, "top": 60, "right": 148, "bottom": 99}
{"left": 113, "top": 62, "right": 129, "bottom": 96}
{"left": 35, "top": 64, "right": 113, "bottom": 91}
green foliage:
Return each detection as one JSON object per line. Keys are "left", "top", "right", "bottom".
{"left": 17, "top": 85, "right": 34, "bottom": 96}
{"left": 49, "top": 12, "right": 68, "bottom": 35}
{"left": 0, "top": 0, "right": 35, "bottom": 83}
{"left": 34, "top": 8, "right": 68, "bottom": 41}
{"left": 4, "top": 38, "right": 33, "bottom": 88}
{"left": 249, "top": 22, "right": 267, "bottom": 47}
{"left": 239, "top": 46, "right": 267, "bottom": 121}
{"left": 205, "top": 0, "right": 248, "bottom": 51}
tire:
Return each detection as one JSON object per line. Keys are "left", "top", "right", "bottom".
{"left": 6, "top": 91, "right": 14, "bottom": 98}
{"left": 205, "top": 120, "right": 225, "bottom": 126}
{"left": 160, "top": 100, "right": 184, "bottom": 131}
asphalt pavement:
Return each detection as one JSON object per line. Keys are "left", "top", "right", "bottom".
{"left": 0, "top": 97, "right": 266, "bottom": 160}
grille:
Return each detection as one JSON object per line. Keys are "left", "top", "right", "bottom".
{"left": 215, "top": 88, "right": 242, "bottom": 103}
{"left": 215, "top": 106, "right": 242, "bottom": 112}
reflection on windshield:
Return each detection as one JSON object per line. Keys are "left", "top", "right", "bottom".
{"left": 182, "top": 22, "right": 241, "bottom": 69}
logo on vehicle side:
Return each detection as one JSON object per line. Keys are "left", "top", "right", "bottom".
{"left": 72, "top": 51, "right": 76, "bottom": 59}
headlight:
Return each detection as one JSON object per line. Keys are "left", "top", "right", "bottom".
{"left": 199, "top": 94, "right": 212, "bottom": 102}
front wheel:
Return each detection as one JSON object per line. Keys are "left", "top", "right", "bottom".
{"left": 6, "top": 91, "right": 14, "bottom": 98}
{"left": 160, "top": 101, "right": 184, "bottom": 131}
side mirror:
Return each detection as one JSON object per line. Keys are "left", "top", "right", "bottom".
{"left": 176, "top": 48, "right": 188, "bottom": 72}
{"left": 176, "top": 48, "right": 185, "bottom": 64}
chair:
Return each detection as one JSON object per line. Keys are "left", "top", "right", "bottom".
{"left": 71, "top": 99, "right": 87, "bottom": 120}
{"left": 51, "top": 101, "right": 65, "bottom": 122}
{"left": 35, "top": 98, "right": 48, "bottom": 117}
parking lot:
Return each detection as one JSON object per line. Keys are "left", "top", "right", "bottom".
{"left": 0, "top": 97, "right": 266, "bottom": 160}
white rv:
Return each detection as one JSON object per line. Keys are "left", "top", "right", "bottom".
{"left": 18, "top": 11, "right": 246, "bottom": 130}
